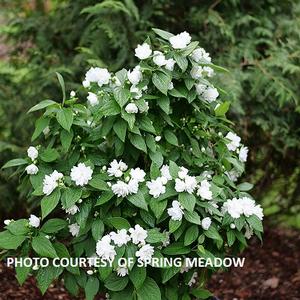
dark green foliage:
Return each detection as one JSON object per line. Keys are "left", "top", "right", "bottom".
{"left": 0, "top": 0, "right": 299, "bottom": 225}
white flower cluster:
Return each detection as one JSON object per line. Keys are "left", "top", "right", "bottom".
{"left": 169, "top": 31, "right": 191, "bottom": 49}
{"left": 96, "top": 225, "right": 154, "bottom": 275}
{"left": 83, "top": 67, "right": 111, "bottom": 88}
{"left": 25, "top": 146, "right": 39, "bottom": 175}
{"left": 69, "top": 223, "right": 80, "bottom": 237}
{"left": 188, "top": 45, "right": 218, "bottom": 103}
{"left": 167, "top": 200, "right": 184, "bottom": 221}
{"left": 108, "top": 160, "right": 146, "bottom": 198}
{"left": 146, "top": 165, "right": 172, "bottom": 198}
{"left": 222, "top": 197, "right": 263, "bottom": 220}
{"left": 175, "top": 167, "right": 197, "bottom": 194}
{"left": 225, "top": 132, "right": 249, "bottom": 163}
{"left": 197, "top": 179, "right": 213, "bottom": 200}
{"left": 43, "top": 170, "right": 63, "bottom": 195}
{"left": 191, "top": 48, "right": 211, "bottom": 63}
{"left": 70, "top": 163, "right": 93, "bottom": 186}
{"left": 135, "top": 43, "right": 176, "bottom": 71}
{"left": 125, "top": 65, "right": 150, "bottom": 114}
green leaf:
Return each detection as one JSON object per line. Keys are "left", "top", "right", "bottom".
{"left": 191, "top": 288, "right": 212, "bottom": 299}
{"left": 150, "top": 200, "right": 167, "bottom": 219}
{"left": 36, "top": 265, "right": 63, "bottom": 294}
{"left": 32, "top": 235, "right": 57, "bottom": 258}
{"left": 111, "top": 288, "right": 134, "bottom": 300}
{"left": 152, "top": 72, "right": 171, "bottom": 95}
{"left": 27, "top": 99, "right": 57, "bottom": 113}
{"left": 162, "top": 243, "right": 190, "bottom": 255}
{"left": 75, "top": 202, "right": 92, "bottom": 229}
{"left": 105, "top": 273, "right": 129, "bottom": 291}
{"left": 237, "top": 182, "right": 254, "bottom": 191}
{"left": 215, "top": 101, "right": 230, "bottom": 116}
{"left": 114, "top": 87, "right": 130, "bottom": 108}
{"left": 164, "top": 129, "right": 178, "bottom": 146}
{"left": 40, "top": 148, "right": 59, "bottom": 162}
{"left": 174, "top": 53, "right": 188, "bottom": 72}
{"left": 137, "top": 277, "right": 161, "bottom": 300}
{"left": 129, "top": 134, "right": 147, "bottom": 153}
{"left": 85, "top": 277, "right": 99, "bottom": 300}
{"left": 101, "top": 100, "right": 121, "bottom": 116}
{"left": 64, "top": 273, "right": 79, "bottom": 296}
{"left": 41, "top": 188, "right": 61, "bottom": 219}
{"left": 106, "top": 217, "right": 131, "bottom": 230}
{"left": 7, "top": 219, "right": 29, "bottom": 235}
{"left": 57, "top": 108, "right": 73, "bottom": 132}
{"left": 96, "top": 191, "right": 114, "bottom": 206}
{"left": 16, "top": 265, "right": 31, "bottom": 285}
{"left": 178, "top": 193, "right": 195, "bottom": 212}
{"left": 129, "top": 265, "right": 146, "bottom": 289}
{"left": 184, "top": 225, "right": 199, "bottom": 246}
{"left": 204, "top": 226, "right": 223, "bottom": 242}
{"left": 60, "top": 129, "right": 74, "bottom": 151}
{"left": 184, "top": 211, "right": 201, "bottom": 225}
{"left": 152, "top": 28, "right": 174, "bottom": 40}
{"left": 41, "top": 218, "right": 67, "bottom": 234}
{"left": 56, "top": 72, "right": 66, "bottom": 103}
{"left": 169, "top": 161, "right": 180, "bottom": 177}
{"left": 32, "top": 116, "right": 50, "bottom": 141}
{"left": 226, "top": 157, "right": 244, "bottom": 173}
{"left": 0, "top": 231, "right": 26, "bottom": 249}
{"left": 2, "top": 158, "right": 28, "bottom": 169}
{"left": 113, "top": 119, "right": 127, "bottom": 142}
{"left": 127, "top": 190, "right": 148, "bottom": 211}
{"left": 92, "top": 219, "right": 105, "bottom": 241}
{"left": 146, "top": 229, "right": 166, "bottom": 244}
{"left": 226, "top": 230, "right": 236, "bottom": 246}
{"left": 149, "top": 151, "right": 163, "bottom": 167}
{"left": 162, "top": 266, "right": 181, "bottom": 283}
{"left": 157, "top": 96, "right": 170, "bottom": 114}
{"left": 139, "top": 116, "right": 156, "bottom": 134}
{"left": 169, "top": 219, "right": 182, "bottom": 233}
{"left": 180, "top": 41, "right": 199, "bottom": 56}
{"left": 89, "top": 175, "right": 109, "bottom": 190}
{"left": 247, "top": 215, "right": 263, "bottom": 232}
{"left": 61, "top": 188, "right": 82, "bottom": 209}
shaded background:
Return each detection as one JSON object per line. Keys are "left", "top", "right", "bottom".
{"left": 0, "top": 0, "right": 299, "bottom": 299}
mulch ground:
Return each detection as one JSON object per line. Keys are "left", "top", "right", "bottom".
{"left": 0, "top": 227, "right": 299, "bottom": 300}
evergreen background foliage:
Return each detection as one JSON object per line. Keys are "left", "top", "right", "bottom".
{"left": 0, "top": 0, "right": 299, "bottom": 226}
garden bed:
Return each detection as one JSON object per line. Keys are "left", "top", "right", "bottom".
{"left": 0, "top": 227, "right": 298, "bottom": 299}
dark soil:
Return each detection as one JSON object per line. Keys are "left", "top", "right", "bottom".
{"left": 0, "top": 227, "right": 299, "bottom": 300}
{"left": 208, "top": 227, "right": 300, "bottom": 300}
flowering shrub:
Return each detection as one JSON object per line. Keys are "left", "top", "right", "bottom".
{"left": 0, "top": 29, "right": 263, "bottom": 299}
